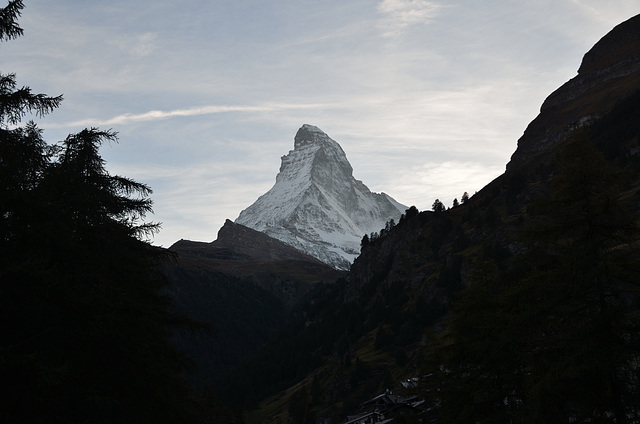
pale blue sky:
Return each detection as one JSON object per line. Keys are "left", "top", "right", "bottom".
{"left": 3, "top": 0, "right": 638, "bottom": 246}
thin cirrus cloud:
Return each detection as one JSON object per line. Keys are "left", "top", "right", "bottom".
{"left": 56, "top": 102, "right": 332, "bottom": 128}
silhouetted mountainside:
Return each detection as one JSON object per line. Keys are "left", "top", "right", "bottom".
{"left": 213, "top": 14, "right": 640, "bottom": 423}
{"left": 170, "top": 220, "right": 343, "bottom": 307}
{"left": 508, "top": 13, "right": 640, "bottom": 169}
{"left": 163, "top": 220, "right": 344, "bottom": 387}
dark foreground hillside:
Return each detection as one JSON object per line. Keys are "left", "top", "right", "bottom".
{"left": 164, "top": 220, "right": 344, "bottom": 388}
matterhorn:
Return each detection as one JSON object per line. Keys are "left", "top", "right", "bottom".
{"left": 236, "top": 124, "right": 406, "bottom": 270}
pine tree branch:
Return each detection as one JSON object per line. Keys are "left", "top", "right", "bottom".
{"left": 0, "top": 0, "right": 24, "bottom": 42}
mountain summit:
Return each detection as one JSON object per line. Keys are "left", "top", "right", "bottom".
{"left": 236, "top": 124, "right": 406, "bottom": 270}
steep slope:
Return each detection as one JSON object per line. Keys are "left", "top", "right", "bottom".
{"left": 219, "top": 13, "right": 640, "bottom": 424}
{"left": 236, "top": 124, "right": 406, "bottom": 270}
{"left": 508, "top": 13, "right": 640, "bottom": 170}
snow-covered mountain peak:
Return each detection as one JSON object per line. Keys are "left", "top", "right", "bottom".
{"left": 236, "top": 125, "right": 406, "bottom": 270}
{"left": 277, "top": 124, "right": 352, "bottom": 184}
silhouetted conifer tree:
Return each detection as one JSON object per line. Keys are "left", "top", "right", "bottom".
{"left": 360, "top": 233, "right": 370, "bottom": 248}
{"left": 0, "top": 3, "right": 202, "bottom": 421}
{"left": 405, "top": 205, "right": 419, "bottom": 219}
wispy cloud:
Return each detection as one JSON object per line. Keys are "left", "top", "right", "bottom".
{"left": 115, "top": 32, "right": 158, "bottom": 58}
{"left": 55, "top": 102, "right": 332, "bottom": 128}
{"left": 377, "top": 0, "right": 444, "bottom": 36}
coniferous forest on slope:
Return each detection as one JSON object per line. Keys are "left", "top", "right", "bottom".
{"left": 3, "top": 1, "right": 640, "bottom": 423}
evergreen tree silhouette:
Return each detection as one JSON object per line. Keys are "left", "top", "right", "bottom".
{"left": 0, "top": 3, "right": 203, "bottom": 421}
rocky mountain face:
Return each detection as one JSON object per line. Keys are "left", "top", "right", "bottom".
{"left": 508, "top": 13, "right": 640, "bottom": 169}
{"left": 236, "top": 124, "right": 406, "bottom": 270}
